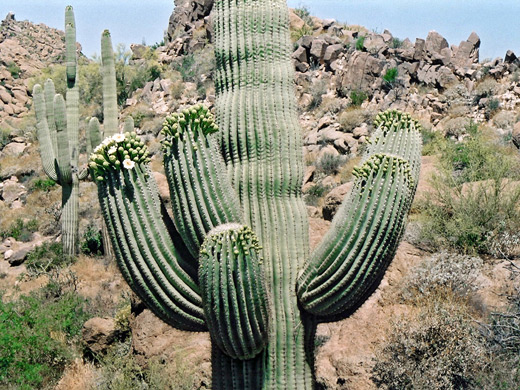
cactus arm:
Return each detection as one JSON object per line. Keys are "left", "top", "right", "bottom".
{"left": 33, "top": 84, "right": 59, "bottom": 182}
{"left": 43, "top": 79, "right": 59, "bottom": 157}
{"left": 53, "top": 94, "right": 73, "bottom": 184}
{"left": 90, "top": 133, "right": 205, "bottom": 331}
{"left": 88, "top": 117, "right": 102, "bottom": 153}
{"left": 161, "top": 105, "right": 242, "bottom": 258}
{"left": 101, "top": 30, "right": 118, "bottom": 137}
{"left": 123, "top": 116, "right": 134, "bottom": 133}
{"left": 297, "top": 112, "right": 422, "bottom": 320}
{"left": 199, "top": 224, "right": 269, "bottom": 360}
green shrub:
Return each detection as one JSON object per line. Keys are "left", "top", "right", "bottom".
{"left": 350, "top": 90, "right": 368, "bottom": 107}
{"left": 315, "top": 153, "right": 347, "bottom": 175}
{"left": 0, "top": 289, "right": 89, "bottom": 389}
{"left": 372, "top": 297, "right": 488, "bottom": 390}
{"left": 355, "top": 35, "right": 365, "bottom": 51}
{"left": 0, "top": 127, "right": 10, "bottom": 150}
{"left": 31, "top": 177, "right": 57, "bottom": 192}
{"left": 80, "top": 225, "right": 104, "bottom": 256}
{"left": 383, "top": 67, "right": 398, "bottom": 85}
{"left": 25, "top": 242, "right": 74, "bottom": 277}
{"left": 420, "top": 126, "right": 444, "bottom": 156}
{"left": 390, "top": 37, "right": 403, "bottom": 49}
{"left": 418, "top": 127, "right": 520, "bottom": 253}
{"left": 7, "top": 61, "right": 21, "bottom": 79}
{"left": 0, "top": 218, "right": 39, "bottom": 242}
{"left": 304, "top": 183, "right": 328, "bottom": 206}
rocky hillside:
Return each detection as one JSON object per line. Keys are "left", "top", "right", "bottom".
{"left": 1, "top": 2, "right": 520, "bottom": 389}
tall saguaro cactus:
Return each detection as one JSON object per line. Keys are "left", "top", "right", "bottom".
{"left": 90, "top": 0, "right": 422, "bottom": 388}
{"left": 33, "top": 6, "right": 87, "bottom": 255}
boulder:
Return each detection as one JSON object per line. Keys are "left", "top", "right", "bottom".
{"left": 82, "top": 317, "right": 119, "bottom": 354}
{"left": 292, "top": 45, "right": 308, "bottom": 64}
{"left": 363, "top": 34, "right": 387, "bottom": 53}
{"left": 310, "top": 38, "right": 329, "bottom": 61}
{"left": 288, "top": 9, "right": 305, "bottom": 30}
{"left": 323, "top": 44, "right": 343, "bottom": 64}
{"left": 452, "top": 32, "right": 480, "bottom": 68}
{"left": 322, "top": 182, "right": 353, "bottom": 221}
{"left": 1, "top": 141, "right": 28, "bottom": 157}
{"left": 425, "top": 31, "right": 449, "bottom": 57}
{"left": 7, "top": 246, "right": 31, "bottom": 266}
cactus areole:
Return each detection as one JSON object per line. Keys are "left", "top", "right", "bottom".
{"left": 91, "top": 0, "right": 422, "bottom": 388}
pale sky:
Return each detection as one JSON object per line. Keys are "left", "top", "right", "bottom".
{"left": 1, "top": 0, "right": 518, "bottom": 61}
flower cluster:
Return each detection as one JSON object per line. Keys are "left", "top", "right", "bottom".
{"left": 373, "top": 109, "right": 422, "bottom": 134}
{"left": 352, "top": 153, "right": 414, "bottom": 189}
{"left": 161, "top": 104, "right": 218, "bottom": 151}
{"left": 89, "top": 132, "right": 150, "bottom": 181}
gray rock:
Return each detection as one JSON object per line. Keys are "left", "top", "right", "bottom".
{"left": 425, "top": 31, "right": 449, "bottom": 56}
{"left": 8, "top": 246, "right": 31, "bottom": 266}
{"left": 323, "top": 44, "right": 343, "bottom": 64}
{"left": 292, "top": 45, "right": 308, "bottom": 64}
{"left": 322, "top": 182, "right": 353, "bottom": 221}
{"left": 310, "top": 39, "right": 328, "bottom": 61}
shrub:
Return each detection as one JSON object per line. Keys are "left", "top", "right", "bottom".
{"left": 350, "top": 90, "right": 368, "bottom": 106}
{"left": 0, "top": 127, "right": 10, "bottom": 150}
{"left": 0, "top": 218, "right": 39, "bottom": 242}
{"left": 338, "top": 107, "right": 369, "bottom": 132}
{"left": 30, "top": 177, "right": 57, "bottom": 192}
{"left": 382, "top": 67, "right": 398, "bottom": 87}
{"left": 400, "top": 251, "right": 482, "bottom": 303}
{"left": 418, "top": 127, "right": 520, "bottom": 253}
{"left": 7, "top": 61, "right": 21, "bottom": 79}
{"left": 485, "top": 98, "right": 500, "bottom": 119}
{"left": 390, "top": 37, "right": 403, "bottom": 49}
{"left": 80, "top": 225, "right": 104, "bottom": 256}
{"left": 0, "top": 288, "right": 89, "bottom": 389}
{"left": 372, "top": 297, "right": 488, "bottom": 390}
{"left": 293, "top": 6, "right": 314, "bottom": 28}
{"left": 315, "top": 153, "right": 347, "bottom": 175}
{"left": 307, "top": 79, "right": 328, "bottom": 110}
{"left": 25, "top": 242, "right": 75, "bottom": 277}
{"left": 355, "top": 35, "right": 365, "bottom": 51}
{"left": 304, "top": 183, "right": 328, "bottom": 207}
{"left": 420, "top": 126, "right": 444, "bottom": 156}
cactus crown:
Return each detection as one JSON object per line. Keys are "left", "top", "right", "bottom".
{"left": 89, "top": 132, "right": 150, "bottom": 180}
{"left": 161, "top": 104, "right": 218, "bottom": 149}
{"left": 352, "top": 153, "right": 415, "bottom": 189}
{"left": 200, "top": 224, "right": 263, "bottom": 258}
{"left": 373, "top": 109, "right": 422, "bottom": 133}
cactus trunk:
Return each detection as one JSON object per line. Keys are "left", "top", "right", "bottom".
{"left": 61, "top": 177, "right": 79, "bottom": 255}
{"left": 212, "top": 0, "right": 312, "bottom": 387}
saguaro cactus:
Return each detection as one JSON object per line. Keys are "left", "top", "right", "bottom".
{"left": 33, "top": 6, "right": 87, "bottom": 255}
{"left": 90, "top": 0, "right": 422, "bottom": 388}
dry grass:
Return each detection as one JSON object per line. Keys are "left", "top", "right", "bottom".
{"left": 55, "top": 359, "right": 97, "bottom": 390}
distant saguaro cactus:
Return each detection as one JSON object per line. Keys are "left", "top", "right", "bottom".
{"left": 33, "top": 6, "right": 89, "bottom": 255}
{"left": 89, "top": 0, "right": 422, "bottom": 388}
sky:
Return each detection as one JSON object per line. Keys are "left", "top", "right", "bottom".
{"left": 0, "top": 0, "right": 518, "bottom": 61}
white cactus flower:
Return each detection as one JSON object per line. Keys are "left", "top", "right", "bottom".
{"left": 113, "top": 133, "right": 125, "bottom": 143}
{"left": 108, "top": 146, "right": 117, "bottom": 155}
{"left": 123, "top": 159, "right": 135, "bottom": 170}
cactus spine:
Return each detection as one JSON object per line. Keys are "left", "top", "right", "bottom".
{"left": 90, "top": 1, "right": 422, "bottom": 388}
{"left": 33, "top": 6, "right": 88, "bottom": 255}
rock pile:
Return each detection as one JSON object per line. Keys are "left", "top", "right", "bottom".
{"left": 0, "top": 13, "right": 73, "bottom": 125}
